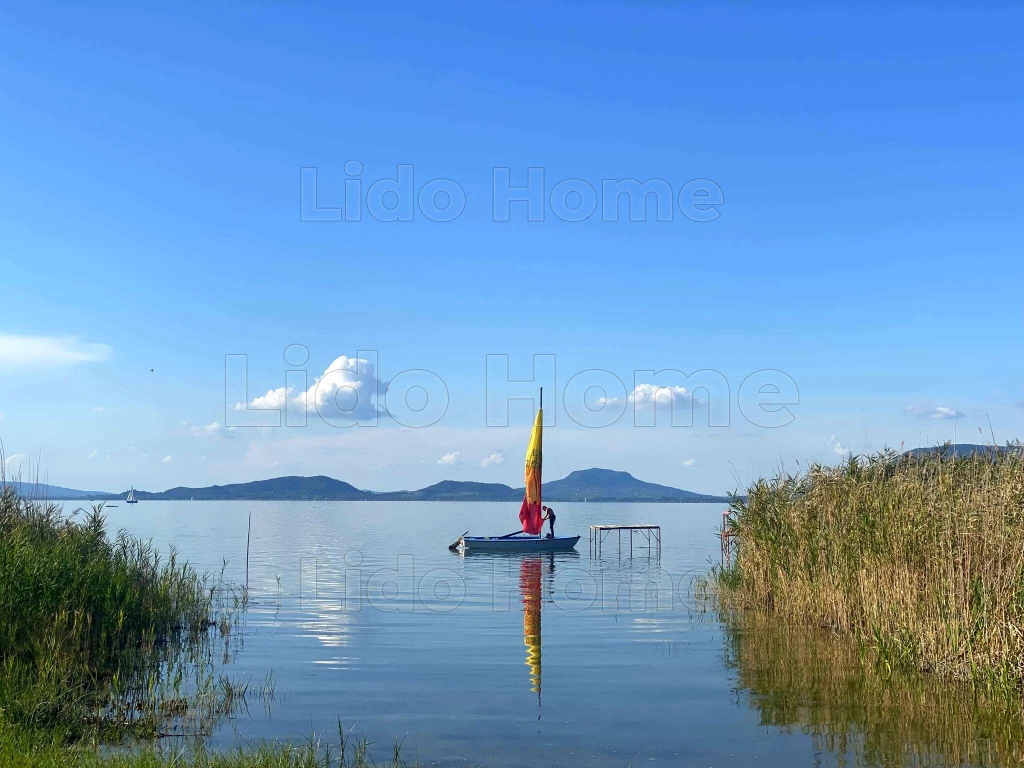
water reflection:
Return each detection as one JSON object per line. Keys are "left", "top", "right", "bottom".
{"left": 521, "top": 556, "right": 543, "bottom": 713}
{"left": 462, "top": 552, "right": 560, "bottom": 719}
{"left": 110, "top": 501, "right": 1024, "bottom": 767}
{"left": 724, "top": 610, "right": 1024, "bottom": 768}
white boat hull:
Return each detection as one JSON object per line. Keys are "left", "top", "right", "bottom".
{"left": 460, "top": 535, "right": 580, "bottom": 552}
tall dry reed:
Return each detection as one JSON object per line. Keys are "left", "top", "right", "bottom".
{"left": 719, "top": 446, "right": 1024, "bottom": 686}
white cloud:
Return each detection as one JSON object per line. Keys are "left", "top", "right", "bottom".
{"left": 296, "top": 355, "right": 382, "bottom": 420}
{"left": 233, "top": 386, "right": 292, "bottom": 411}
{"left": 479, "top": 450, "right": 506, "bottom": 468}
{"left": 631, "top": 384, "right": 693, "bottom": 407}
{"left": 236, "top": 356, "right": 384, "bottom": 421}
{"left": 0, "top": 333, "right": 111, "bottom": 366}
{"left": 162, "top": 455, "right": 173, "bottom": 464}
{"left": 187, "top": 420, "right": 238, "bottom": 438}
{"left": 90, "top": 406, "right": 106, "bottom": 413}
{"left": 596, "top": 383, "right": 698, "bottom": 409}
{"left": 904, "top": 404, "right": 964, "bottom": 420}
{"left": 681, "top": 458, "right": 696, "bottom": 467}
{"left": 827, "top": 435, "right": 851, "bottom": 457}
{"left": 437, "top": 451, "right": 461, "bottom": 466}
{"left": 87, "top": 449, "right": 98, "bottom": 459}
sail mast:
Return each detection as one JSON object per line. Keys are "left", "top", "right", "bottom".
{"left": 538, "top": 387, "right": 543, "bottom": 537}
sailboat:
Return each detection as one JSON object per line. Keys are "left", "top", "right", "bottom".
{"left": 126, "top": 486, "right": 138, "bottom": 504}
{"left": 456, "top": 389, "right": 580, "bottom": 552}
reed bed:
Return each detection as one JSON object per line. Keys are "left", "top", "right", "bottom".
{"left": 0, "top": 721, "right": 411, "bottom": 767}
{"left": 0, "top": 484, "right": 221, "bottom": 740}
{"left": 0, "top": 481, "right": 417, "bottom": 766}
{"left": 717, "top": 446, "right": 1024, "bottom": 687}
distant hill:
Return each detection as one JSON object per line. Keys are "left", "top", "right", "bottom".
{"left": 374, "top": 480, "right": 521, "bottom": 502}
{"left": 904, "top": 443, "right": 1023, "bottom": 459}
{"left": 27, "top": 447, "right": 1024, "bottom": 503}
{"left": 537, "top": 468, "right": 727, "bottom": 502}
{"left": 3, "top": 481, "right": 111, "bottom": 500}
{"left": 132, "top": 475, "right": 364, "bottom": 501}
{"left": 10, "top": 468, "right": 729, "bottom": 503}
{"left": 373, "top": 469, "right": 729, "bottom": 503}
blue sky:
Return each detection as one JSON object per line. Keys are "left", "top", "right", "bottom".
{"left": 1, "top": 2, "right": 1022, "bottom": 494}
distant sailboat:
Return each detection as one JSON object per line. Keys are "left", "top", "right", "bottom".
{"left": 455, "top": 389, "right": 580, "bottom": 552}
{"left": 126, "top": 486, "right": 138, "bottom": 504}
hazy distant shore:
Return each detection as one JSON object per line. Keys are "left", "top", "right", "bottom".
{"left": 8, "top": 467, "right": 732, "bottom": 504}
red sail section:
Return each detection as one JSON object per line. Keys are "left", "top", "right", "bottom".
{"left": 519, "top": 497, "right": 543, "bottom": 535}
{"left": 518, "top": 407, "right": 544, "bottom": 534}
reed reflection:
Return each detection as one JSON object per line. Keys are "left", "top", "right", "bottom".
{"left": 723, "top": 610, "right": 1024, "bottom": 768}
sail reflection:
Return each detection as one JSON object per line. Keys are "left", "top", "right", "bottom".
{"left": 521, "top": 556, "right": 543, "bottom": 704}
{"left": 520, "top": 553, "right": 561, "bottom": 720}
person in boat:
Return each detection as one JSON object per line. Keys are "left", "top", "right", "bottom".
{"left": 541, "top": 506, "right": 556, "bottom": 538}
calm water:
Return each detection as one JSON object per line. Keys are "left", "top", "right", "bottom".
{"left": 96, "top": 501, "right": 1018, "bottom": 767}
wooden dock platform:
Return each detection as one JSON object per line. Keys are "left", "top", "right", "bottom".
{"left": 720, "top": 509, "right": 737, "bottom": 565}
{"left": 589, "top": 524, "right": 661, "bottom": 558}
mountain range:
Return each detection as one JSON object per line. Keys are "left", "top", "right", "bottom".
{"left": 6, "top": 481, "right": 112, "bottom": 500}
{"left": 903, "top": 443, "right": 1023, "bottom": 459}
{"left": 5, "top": 468, "right": 730, "bottom": 504}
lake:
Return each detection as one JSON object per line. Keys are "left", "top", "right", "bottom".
{"left": 96, "top": 501, "right": 1021, "bottom": 767}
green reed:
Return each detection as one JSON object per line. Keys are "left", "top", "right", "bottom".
{"left": 716, "top": 446, "right": 1024, "bottom": 688}
{"left": 0, "top": 483, "right": 418, "bottom": 766}
{"left": 0, "top": 484, "right": 233, "bottom": 740}
{"left": 0, "top": 720, "right": 410, "bottom": 767}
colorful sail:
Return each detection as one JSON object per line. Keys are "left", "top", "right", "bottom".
{"left": 518, "top": 404, "right": 544, "bottom": 535}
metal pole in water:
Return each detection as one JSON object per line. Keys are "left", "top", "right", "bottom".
{"left": 246, "top": 510, "right": 252, "bottom": 591}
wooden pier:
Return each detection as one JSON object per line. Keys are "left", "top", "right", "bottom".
{"left": 720, "top": 509, "right": 737, "bottom": 565}
{"left": 589, "top": 524, "right": 661, "bottom": 558}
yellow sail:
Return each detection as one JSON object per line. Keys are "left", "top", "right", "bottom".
{"left": 519, "top": 405, "right": 544, "bottom": 534}
{"left": 525, "top": 406, "right": 543, "bottom": 500}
